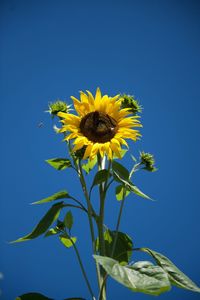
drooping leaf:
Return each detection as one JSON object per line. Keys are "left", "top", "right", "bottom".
{"left": 112, "top": 161, "right": 152, "bottom": 200}
{"left": 11, "top": 202, "right": 64, "bottom": 243}
{"left": 64, "top": 211, "right": 73, "bottom": 230}
{"left": 16, "top": 292, "right": 53, "bottom": 300}
{"left": 141, "top": 248, "right": 200, "bottom": 293}
{"left": 91, "top": 169, "right": 110, "bottom": 189}
{"left": 128, "top": 183, "right": 152, "bottom": 200}
{"left": 45, "top": 158, "right": 72, "bottom": 170}
{"left": 115, "top": 185, "right": 130, "bottom": 201}
{"left": 96, "top": 230, "right": 133, "bottom": 264}
{"left": 82, "top": 156, "right": 97, "bottom": 174}
{"left": 31, "top": 190, "right": 71, "bottom": 205}
{"left": 59, "top": 235, "right": 77, "bottom": 248}
{"left": 112, "top": 161, "right": 129, "bottom": 181}
{"left": 94, "top": 255, "right": 171, "bottom": 296}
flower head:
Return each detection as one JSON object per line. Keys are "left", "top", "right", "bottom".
{"left": 140, "top": 151, "right": 156, "bottom": 172}
{"left": 58, "top": 88, "right": 142, "bottom": 160}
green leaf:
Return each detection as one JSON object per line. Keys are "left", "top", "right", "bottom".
{"left": 115, "top": 185, "right": 130, "bottom": 201}
{"left": 93, "top": 255, "right": 171, "bottom": 296}
{"left": 141, "top": 248, "right": 200, "bottom": 293}
{"left": 82, "top": 156, "right": 97, "bottom": 174}
{"left": 11, "top": 202, "right": 64, "bottom": 243}
{"left": 31, "top": 190, "right": 71, "bottom": 205}
{"left": 128, "top": 183, "right": 152, "bottom": 200}
{"left": 113, "top": 149, "right": 127, "bottom": 159}
{"left": 96, "top": 230, "right": 133, "bottom": 264}
{"left": 59, "top": 235, "right": 77, "bottom": 248}
{"left": 91, "top": 169, "right": 110, "bottom": 189}
{"left": 45, "top": 158, "right": 72, "bottom": 170}
{"left": 16, "top": 292, "right": 53, "bottom": 300}
{"left": 112, "top": 161, "right": 129, "bottom": 181}
{"left": 112, "top": 161, "right": 152, "bottom": 200}
{"left": 44, "top": 228, "right": 59, "bottom": 237}
{"left": 64, "top": 211, "right": 73, "bottom": 230}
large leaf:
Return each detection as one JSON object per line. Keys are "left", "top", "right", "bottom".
{"left": 91, "top": 169, "right": 110, "bottom": 189}
{"left": 11, "top": 202, "right": 64, "bottom": 243}
{"left": 96, "top": 230, "right": 133, "bottom": 264}
{"left": 141, "top": 248, "right": 200, "bottom": 293}
{"left": 45, "top": 158, "right": 71, "bottom": 170}
{"left": 16, "top": 292, "right": 53, "bottom": 300}
{"left": 31, "top": 190, "right": 71, "bottom": 205}
{"left": 59, "top": 235, "right": 77, "bottom": 248}
{"left": 112, "top": 161, "right": 151, "bottom": 200}
{"left": 94, "top": 256, "right": 171, "bottom": 295}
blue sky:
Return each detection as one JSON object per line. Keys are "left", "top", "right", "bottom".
{"left": 1, "top": 0, "right": 200, "bottom": 299}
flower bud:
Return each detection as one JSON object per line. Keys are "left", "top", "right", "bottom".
{"left": 48, "top": 100, "right": 70, "bottom": 116}
{"left": 140, "top": 151, "right": 156, "bottom": 172}
{"left": 120, "top": 94, "right": 142, "bottom": 115}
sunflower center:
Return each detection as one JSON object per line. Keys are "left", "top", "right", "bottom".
{"left": 80, "top": 111, "right": 118, "bottom": 143}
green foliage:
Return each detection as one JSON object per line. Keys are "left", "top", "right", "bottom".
{"left": 44, "top": 228, "right": 59, "bottom": 237}
{"left": 91, "top": 169, "right": 110, "bottom": 189}
{"left": 96, "top": 230, "right": 133, "bottom": 264}
{"left": 142, "top": 248, "right": 200, "bottom": 293}
{"left": 140, "top": 152, "right": 157, "bottom": 172}
{"left": 64, "top": 211, "right": 73, "bottom": 230}
{"left": 11, "top": 202, "right": 64, "bottom": 243}
{"left": 32, "top": 190, "right": 71, "bottom": 205}
{"left": 16, "top": 292, "right": 53, "bottom": 300}
{"left": 94, "top": 255, "right": 171, "bottom": 295}
{"left": 115, "top": 185, "right": 130, "bottom": 201}
{"left": 45, "top": 158, "right": 72, "bottom": 170}
{"left": 112, "top": 161, "right": 152, "bottom": 200}
{"left": 59, "top": 235, "right": 77, "bottom": 248}
{"left": 82, "top": 156, "right": 97, "bottom": 174}
{"left": 120, "top": 94, "right": 142, "bottom": 115}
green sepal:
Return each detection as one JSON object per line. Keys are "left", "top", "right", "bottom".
{"left": 16, "top": 292, "right": 53, "bottom": 299}
{"left": 31, "top": 190, "right": 71, "bottom": 205}
{"left": 115, "top": 185, "right": 130, "bottom": 201}
{"left": 45, "top": 158, "right": 72, "bottom": 170}
{"left": 11, "top": 202, "right": 64, "bottom": 243}
{"left": 59, "top": 234, "right": 77, "bottom": 248}
{"left": 64, "top": 211, "right": 73, "bottom": 230}
{"left": 141, "top": 248, "right": 200, "bottom": 293}
{"left": 93, "top": 255, "right": 171, "bottom": 295}
{"left": 82, "top": 156, "right": 97, "bottom": 174}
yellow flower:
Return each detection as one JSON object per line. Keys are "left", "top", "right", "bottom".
{"left": 57, "top": 88, "right": 142, "bottom": 160}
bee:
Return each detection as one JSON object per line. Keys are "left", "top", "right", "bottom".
{"left": 37, "top": 121, "right": 44, "bottom": 128}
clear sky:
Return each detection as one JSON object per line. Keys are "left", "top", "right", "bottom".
{"left": 1, "top": 0, "right": 200, "bottom": 299}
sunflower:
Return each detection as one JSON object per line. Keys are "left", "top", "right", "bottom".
{"left": 57, "top": 88, "right": 142, "bottom": 160}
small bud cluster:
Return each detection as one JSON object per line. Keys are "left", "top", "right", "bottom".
{"left": 140, "top": 151, "right": 156, "bottom": 172}
{"left": 120, "top": 94, "right": 142, "bottom": 114}
{"left": 48, "top": 100, "right": 70, "bottom": 116}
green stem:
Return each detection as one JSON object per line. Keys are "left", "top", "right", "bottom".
{"left": 97, "top": 155, "right": 112, "bottom": 300}
{"left": 111, "top": 187, "right": 126, "bottom": 258}
{"left": 77, "top": 159, "right": 102, "bottom": 291}
{"left": 70, "top": 237, "right": 96, "bottom": 300}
